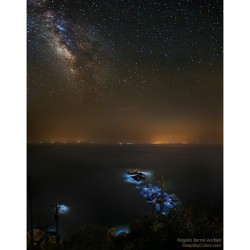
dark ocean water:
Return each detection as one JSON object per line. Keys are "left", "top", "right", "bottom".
{"left": 27, "top": 144, "right": 223, "bottom": 234}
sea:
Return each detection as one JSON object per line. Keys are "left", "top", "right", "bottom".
{"left": 27, "top": 144, "right": 223, "bottom": 235}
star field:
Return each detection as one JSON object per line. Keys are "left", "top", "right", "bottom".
{"left": 28, "top": 0, "right": 223, "bottom": 143}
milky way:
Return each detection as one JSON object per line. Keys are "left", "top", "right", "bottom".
{"left": 28, "top": 0, "right": 113, "bottom": 101}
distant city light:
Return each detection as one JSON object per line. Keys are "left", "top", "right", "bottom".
{"left": 152, "top": 141, "right": 164, "bottom": 144}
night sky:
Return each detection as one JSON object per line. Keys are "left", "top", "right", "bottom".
{"left": 27, "top": 0, "right": 223, "bottom": 144}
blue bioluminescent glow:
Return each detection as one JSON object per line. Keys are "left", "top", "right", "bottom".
{"left": 114, "top": 226, "right": 130, "bottom": 236}
{"left": 47, "top": 226, "right": 56, "bottom": 233}
{"left": 123, "top": 170, "right": 153, "bottom": 186}
{"left": 123, "top": 173, "right": 143, "bottom": 185}
{"left": 57, "top": 204, "right": 70, "bottom": 214}
{"left": 141, "top": 170, "right": 153, "bottom": 177}
{"left": 140, "top": 184, "right": 162, "bottom": 201}
{"left": 123, "top": 169, "right": 181, "bottom": 215}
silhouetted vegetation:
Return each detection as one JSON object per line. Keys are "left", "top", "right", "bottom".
{"left": 28, "top": 206, "right": 222, "bottom": 250}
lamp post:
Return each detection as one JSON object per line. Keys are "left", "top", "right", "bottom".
{"left": 28, "top": 176, "right": 34, "bottom": 249}
{"left": 160, "top": 176, "right": 165, "bottom": 214}
{"left": 55, "top": 204, "right": 60, "bottom": 247}
{"left": 51, "top": 203, "right": 69, "bottom": 248}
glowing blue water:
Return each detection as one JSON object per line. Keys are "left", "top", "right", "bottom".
{"left": 114, "top": 226, "right": 130, "bottom": 236}
{"left": 47, "top": 226, "right": 56, "bottom": 233}
{"left": 57, "top": 204, "right": 70, "bottom": 214}
{"left": 123, "top": 170, "right": 180, "bottom": 215}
